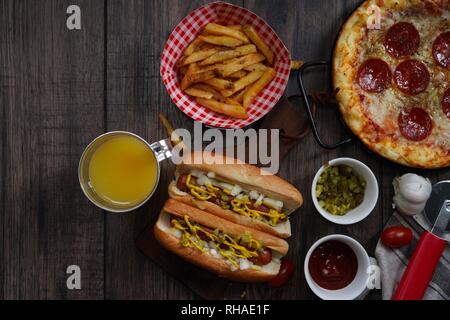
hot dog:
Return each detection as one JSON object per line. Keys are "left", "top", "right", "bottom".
{"left": 168, "top": 151, "right": 303, "bottom": 238}
{"left": 154, "top": 199, "right": 289, "bottom": 282}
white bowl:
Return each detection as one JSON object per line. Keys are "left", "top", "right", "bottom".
{"left": 311, "top": 158, "right": 378, "bottom": 225}
{"left": 304, "top": 235, "right": 371, "bottom": 300}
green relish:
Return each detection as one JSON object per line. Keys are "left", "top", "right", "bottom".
{"left": 316, "top": 165, "right": 366, "bottom": 216}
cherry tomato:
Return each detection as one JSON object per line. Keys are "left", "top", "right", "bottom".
{"left": 249, "top": 248, "right": 272, "bottom": 266}
{"left": 177, "top": 174, "right": 188, "bottom": 191}
{"left": 269, "top": 259, "right": 295, "bottom": 287}
{"left": 381, "top": 226, "right": 413, "bottom": 248}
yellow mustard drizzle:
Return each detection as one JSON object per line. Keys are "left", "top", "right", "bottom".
{"left": 186, "top": 174, "right": 212, "bottom": 200}
{"left": 231, "top": 198, "right": 287, "bottom": 226}
{"left": 182, "top": 174, "right": 286, "bottom": 226}
{"left": 171, "top": 215, "right": 261, "bottom": 269}
{"left": 171, "top": 218, "right": 206, "bottom": 252}
{"left": 206, "top": 184, "right": 219, "bottom": 193}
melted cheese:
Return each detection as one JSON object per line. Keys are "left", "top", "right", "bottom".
{"left": 334, "top": 0, "right": 450, "bottom": 168}
{"left": 355, "top": 2, "right": 450, "bottom": 148}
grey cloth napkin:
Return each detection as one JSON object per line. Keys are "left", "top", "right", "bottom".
{"left": 375, "top": 211, "right": 450, "bottom": 300}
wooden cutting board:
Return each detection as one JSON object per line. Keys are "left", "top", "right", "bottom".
{"left": 135, "top": 97, "right": 311, "bottom": 299}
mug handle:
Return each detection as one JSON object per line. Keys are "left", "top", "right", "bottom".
{"left": 150, "top": 138, "right": 173, "bottom": 162}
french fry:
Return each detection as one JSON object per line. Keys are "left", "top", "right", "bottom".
{"left": 230, "top": 89, "right": 247, "bottom": 104}
{"left": 221, "top": 70, "right": 265, "bottom": 97}
{"left": 244, "top": 63, "right": 268, "bottom": 72}
{"left": 178, "top": 48, "right": 220, "bottom": 67}
{"left": 184, "top": 37, "right": 204, "bottom": 56}
{"left": 184, "top": 87, "right": 214, "bottom": 99}
{"left": 199, "top": 35, "right": 244, "bottom": 47}
{"left": 192, "top": 84, "right": 225, "bottom": 101}
{"left": 159, "top": 113, "right": 183, "bottom": 147}
{"left": 242, "top": 25, "right": 274, "bottom": 64}
{"left": 225, "top": 97, "right": 241, "bottom": 106}
{"left": 291, "top": 60, "right": 304, "bottom": 70}
{"left": 200, "top": 63, "right": 223, "bottom": 72}
{"left": 196, "top": 98, "right": 248, "bottom": 119}
{"left": 233, "top": 44, "right": 258, "bottom": 55}
{"left": 199, "top": 51, "right": 240, "bottom": 67}
{"left": 181, "top": 63, "right": 199, "bottom": 90}
{"left": 204, "top": 23, "right": 250, "bottom": 43}
{"left": 177, "top": 23, "right": 277, "bottom": 121}
{"left": 189, "top": 68, "right": 219, "bottom": 83}
{"left": 243, "top": 68, "right": 276, "bottom": 109}
{"left": 197, "top": 43, "right": 216, "bottom": 51}
{"left": 227, "top": 70, "right": 248, "bottom": 78}
{"left": 199, "top": 44, "right": 257, "bottom": 66}
{"left": 227, "top": 25, "right": 243, "bottom": 31}
{"left": 203, "top": 78, "right": 234, "bottom": 91}
{"left": 217, "top": 53, "right": 265, "bottom": 77}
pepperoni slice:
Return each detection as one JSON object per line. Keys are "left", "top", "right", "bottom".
{"left": 398, "top": 108, "right": 433, "bottom": 141}
{"left": 442, "top": 88, "right": 450, "bottom": 120}
{"left": 384, "top": 22, "right": 420, "bottom": 58}
{"left": 433, "top": 32, "right": 450, "bottom": 68}
{"left": 394, "top": 60, "right": 430, "bottom": 95}
{"left": 357, "top": 59, "right": 391, "bottom": 93}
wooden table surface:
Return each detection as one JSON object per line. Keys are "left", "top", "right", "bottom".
{"left": 1, "top": 0, "right": 449, "bottom": 300}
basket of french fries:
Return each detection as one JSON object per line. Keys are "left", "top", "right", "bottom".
{"left": 160, "top": 1, "right": 291, "bottom": 129}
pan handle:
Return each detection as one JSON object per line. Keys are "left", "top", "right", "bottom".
{"left": 295, "top": 60, "right": 352, "bottom": 150}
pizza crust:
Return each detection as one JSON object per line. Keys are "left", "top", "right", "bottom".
{"left": 333, "top": 0, "right": 450, "bottom": 169}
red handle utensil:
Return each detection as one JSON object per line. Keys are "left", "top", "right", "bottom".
{"left": 392, "top": 191, "right": 450, "bottom": 301}
{"left": 392, "top": 231, "right": 446, "bottom": 300}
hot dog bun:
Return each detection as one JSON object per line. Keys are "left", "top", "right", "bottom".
{"left": 154, "top": 199, "right": 288, "bottom": 282}
{"left": 169, "top": 151, "right": 302, "bottom": 238}
{"left": 177, "top": 151, "right": 303, "bottom": 210}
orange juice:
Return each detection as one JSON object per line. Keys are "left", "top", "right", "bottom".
{"left": 88, "top": 135, "right": 158, "bottom": 207}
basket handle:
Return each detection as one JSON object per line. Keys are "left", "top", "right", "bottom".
{"left": 293, "top": 60, "right": 352, "bottom": 150}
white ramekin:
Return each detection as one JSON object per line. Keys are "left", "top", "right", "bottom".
{"left": 311, "top": 158, "right": 379, "bottom": 225}
{"left": 304, "top": 234, "right": 371, "bottom": 300}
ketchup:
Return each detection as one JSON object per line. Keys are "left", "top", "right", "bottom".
{"left": 308, "top": 240, "right": 358, "bottom": 290}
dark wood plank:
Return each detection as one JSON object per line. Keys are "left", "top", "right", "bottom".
{"left": 0, "top": 7, "right": 5, "bottom": 296}
{"left": 239, "top": 0, "right": 378, "bottom": 300}
{"left": 0, "top": 0, "right": 105, "bottom": 299}
{"left": 105, "top": 0, "right": 248, "bottom": 300}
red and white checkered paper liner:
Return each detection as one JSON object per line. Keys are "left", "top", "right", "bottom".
{"left": 160, "top": 1, "right": 291, "bottom": 129}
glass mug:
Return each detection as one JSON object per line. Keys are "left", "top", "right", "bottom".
{"left": 78, "top": 131, "right": 172, "bottom": 213}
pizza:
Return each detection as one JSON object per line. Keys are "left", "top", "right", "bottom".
{"left": 333, "top": 0, "right": 450, "bottom": 168}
